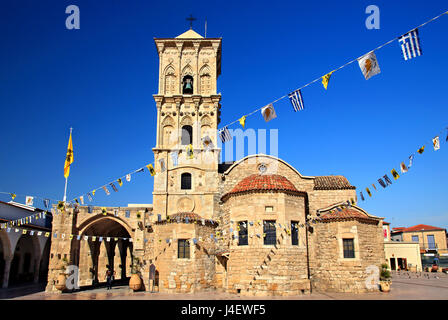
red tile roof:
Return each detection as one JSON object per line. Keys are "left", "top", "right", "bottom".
{"left": 155, "top": 212, "right": 218, "bottom": 225}
{"left": 221, "top": 174, "right": 303, "bottom": 201}
{"left": 168, "top": 212, "right": 203, "bottom": 221}
{"left": 319, "top": 207, "right": 380, "bottom": 224}
{"left": 399, "top": 224, "right": 446, "bottom": 232}
{"left": 314, "top": 175, "right": 356, "bottom": 190}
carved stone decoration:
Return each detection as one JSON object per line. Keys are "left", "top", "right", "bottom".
{"left": 177, "top": 196, "right": 195, "bottom": 212}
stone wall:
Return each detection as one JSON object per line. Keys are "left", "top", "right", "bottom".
{"left": 221, "top": 192, "right": 310, "bottom": 296}
{"left": 147, "top": 221, "right": 216, "bottom": 293}
{"left": 310, "top": 219, "right": 385, "bottom": 293}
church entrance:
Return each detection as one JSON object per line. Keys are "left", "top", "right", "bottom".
{"left": 74, "top": 218, "right": 133, "bottom": 289}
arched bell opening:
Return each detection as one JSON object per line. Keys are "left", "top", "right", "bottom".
{"left": 182, "top": 75, "right": 193, "bottom": 94}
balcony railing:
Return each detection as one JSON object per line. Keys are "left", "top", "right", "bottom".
{"left": 414, "top": 242, "right": 438, "bottom": 251}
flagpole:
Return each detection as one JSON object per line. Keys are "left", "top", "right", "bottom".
{"left": 63, "top": 127, "right": 72, "bottom": 202}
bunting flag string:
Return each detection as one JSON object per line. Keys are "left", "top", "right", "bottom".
{"left": 213, "top": 10, "right": 447, "bottom": 133}
{"left": 0, "top": 210, "right": 50, "bottom": 229}
{"left": 356, "top": 124, "right": 447, "bottom": 202}
{"left": 0, "top": 192, "right": 59, "bottom": 210}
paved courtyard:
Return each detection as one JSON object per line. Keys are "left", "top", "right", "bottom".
{"left": 2, "top": 271, "right": 448, "bottom": 300}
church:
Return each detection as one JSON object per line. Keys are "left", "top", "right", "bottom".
{"left": 45, "top": 27, "right": 386, "bottom": 296}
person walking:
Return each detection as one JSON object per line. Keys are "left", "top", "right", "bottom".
{"left": 105, "top": 266, "right": 115, "bottom": 290}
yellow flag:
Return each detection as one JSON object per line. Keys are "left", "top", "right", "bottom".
{"left": 186, "top": 144, "right": 194, "bottom": 159}
{"left": 391, "top": 168, "right": 400, "bottom": 180}
{"left": 117, "top": 178, "right": 123, "bottom": 187}
{"left": 239, "top": 116, "right": 246, "bottom": 128}
{"left": 92, "top": 190, "right": 96, "bottom": 196}
{"left": 64, "top": 131, "right": 74, "bottom": 178}
{"left": 417, "top": 146, "right": 425, "bottom": 154}
{"left": 366, "top": 187, "right": 372, "bottom": 197}
{"left": 147, "top": 164, "right": 156, "bottom": 176}
{"left": 322, "top": 71, "right": 334, "bottom": 90}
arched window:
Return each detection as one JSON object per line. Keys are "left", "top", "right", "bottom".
{"left": 182, "top": 75, "right": 193, "bottom": 94}
{"left": 181, "top": 173, "right": 192, "bottom": 190}
{"left": 181, "top": 125, "right": 192, "bottom": 145}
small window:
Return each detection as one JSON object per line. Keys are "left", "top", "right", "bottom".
{"left": 265, "top": 206, "right": 273, "bottom": 212}
{"left": 264, "top": 220, "right": 276, "bottom": 245}
{"left": 412, "top": 235, "right": 419, "bottom": 243}
{"left": 343, "top": 238, "right": 355, "bottom": 258}
{"left": 181, "top": 173, "right": 192, "bottom": 190}
{"left": 181, "top": 125, "right": 193, "bottom": 145}
{"left": 238, "top": 221, "right": 248, "bottom": 246}
{"left": 178, "top": 239, "right": 190, "bottom": 259}
{"left": 291, "top": 221, "right": 299, "bottom": 246}
{"left": 125, "top": 210, "right": 130, "bottom": 218}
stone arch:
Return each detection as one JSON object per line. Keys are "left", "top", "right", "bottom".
{"left": 9, "top": 234, "right": 41, "bottom": 286}
{"left": 199, "top": 65, "right": 211, "bottom": 95}
{"left": 162, "top": 116, "right": 176, "bottom": 148}
{"left": 76, "top": 216, "right": 133, "bottom": 288}
{"left": 164, "top": 65, "right": 176, "bottom": 95}
{"left": 78, "top": 215, "right": 133, "bottom": 238}
{"left": 200, "top": 115, "right": 212, "bottom": 140}
{"left": 180, "top": 115, "right": 193, "bottom": 127}
{"left": 182, "top": 65, "right": 193, "bottom": 77}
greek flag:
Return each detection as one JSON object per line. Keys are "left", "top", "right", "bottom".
{"left": 288, "top": 89, "right": 304, "bottom": 112}
{"left": 219, "top": 127, "right": 232, "bottom": 143}
{"left": 398, "top": 29, "right": 422, "bottom": 61}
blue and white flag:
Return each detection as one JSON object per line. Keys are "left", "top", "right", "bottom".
{"left": 398, "top": 28, "right": 422, "bottom": 61}
{"left": 288, "top": 89, "right": 304, "bottom": 112}
{"left": 219, "top": 127, "right": 232, "bottom": 143}
{"left": 109, "top": 183, "right": 118, "bottom": 192}
{"left": 408, "top": 154, "right": 414, "bottom": 168}
{"left": 377, "top": 178, "right": 386, "bottom": 188}
{"left": 170, "top": 151, "right": 179, "bottom": 167}
{"left": 383, "top": 174, "right": 393, "bottom": 186}
{"left": 43, "top": 199, "right": 50, "bottom": 209}
{"left": 87, "top": 193, "right": 93, "bottom": 202}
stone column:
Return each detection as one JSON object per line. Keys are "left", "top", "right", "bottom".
{"left": 33, "top": 256, "right": 41, "bottom": 283}
{"left": 2, "top": 256, "right": 12, "bottom": 288}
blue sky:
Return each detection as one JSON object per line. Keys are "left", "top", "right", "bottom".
{"left": 0, "top": 0, "right": 447, "bottom": 230}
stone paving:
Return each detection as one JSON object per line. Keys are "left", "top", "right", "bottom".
{"left": 2, "top": 271, "right": 448, "bottom": 300}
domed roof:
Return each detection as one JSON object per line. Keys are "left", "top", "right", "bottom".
{"left": 221, "top": 174, "right": 302, "bottom": 201}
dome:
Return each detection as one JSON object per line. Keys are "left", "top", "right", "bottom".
{"left": 221, "top": 174, "right": 302, "bottom": 201}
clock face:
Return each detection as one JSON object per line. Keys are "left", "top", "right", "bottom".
{"left": 258, "top": 163, "right": 267, "bottom": 174}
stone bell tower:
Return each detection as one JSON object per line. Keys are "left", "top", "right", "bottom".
{"left": 152, "top": 28, "right": 222, "bottom": 221}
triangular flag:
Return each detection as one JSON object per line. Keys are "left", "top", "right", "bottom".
{"left": 79, "top": 196, "right": 84, "bottom": 205}
{"left": 400, "top": 162, "right": 408, "bottom": 173}
{"left": 10, "top": 193, "right": 16, "bottom": 200}
{"left": 126, "top": 174, "right": 131, "bottom": 182}
{"left": 102, "top": 186, "right": 110, "bottom": 195}
{"left": 261, "top": 104, "right": 277, "bottom": 122}
{"left": 92, "top": 190, "right": 96, "bottom": 196}
{"left": 322, "top": 71, "right": 334, "bottom": 90}
{"left": 239, "top": 116, "right": 246, "bottom": 128}
{"left": 117, "top": 178, "right": 123, "bottom": 186}
{"left": 417, "top": 146, "right": 425, "bottom": 154}
{"left": 391, "top": 169, "right": 400, "bottom": 180}
{"left": 186, "top": 144, "right": 194, "bottom": 159}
